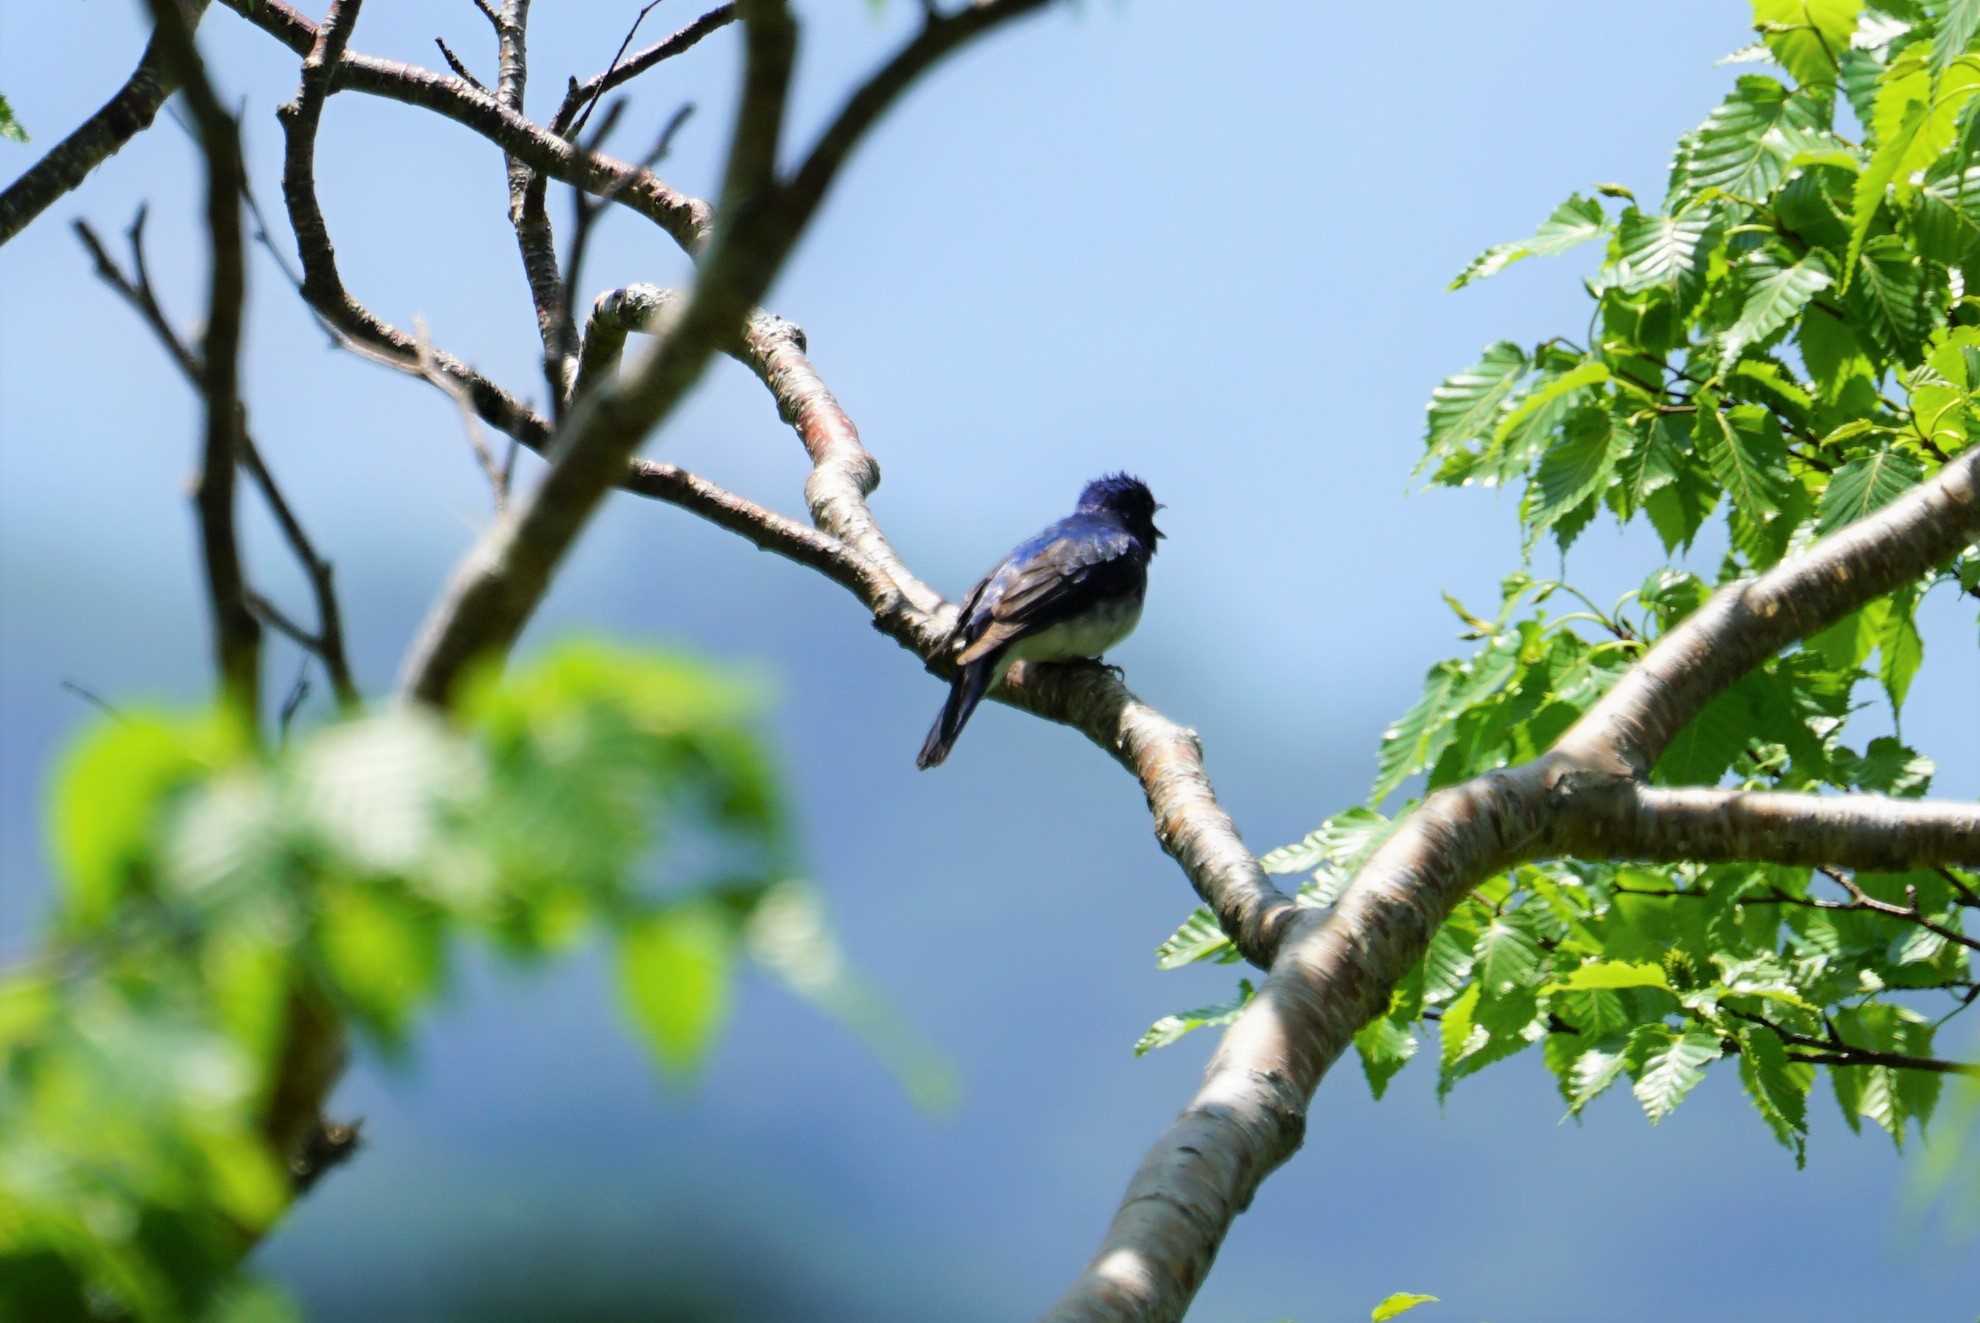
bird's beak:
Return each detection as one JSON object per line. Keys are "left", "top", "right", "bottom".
{"left": 1154, "top": 501, "right": 1166, "bottom": 538}
{"left": 1153, "top": 523, "right": 1167, "bottom": 539}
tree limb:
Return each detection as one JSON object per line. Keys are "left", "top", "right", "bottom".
{"left": 142, "top": 0, "right": 259, "bottom": 723}
{"left": 0, "top": 1, "right": 213, "bottom": 248}
{"left": 74, "top": 216, "right": 361, "bottom": 712}
{"left": 1040, "top": 447, "right": 1980, "bottom": 1323}
{"left": 218, "top": 0, "right": 715, "bottom": 253}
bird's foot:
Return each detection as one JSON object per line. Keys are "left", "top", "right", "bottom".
{"left": 1081, "top": 658, "right": 1127, "bottom": 683}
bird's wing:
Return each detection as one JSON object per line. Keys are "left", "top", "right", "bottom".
{"left": 953, "top": 517, "right": 1144, "bottom": 665}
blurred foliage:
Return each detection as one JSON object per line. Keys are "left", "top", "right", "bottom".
{"left": 0, "top": 642, "right": 931, "bottom": 1320}
{"left": 1151, "top": 1, "right": 1979, "bottom": 1163}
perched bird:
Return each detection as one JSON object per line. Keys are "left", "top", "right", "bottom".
{"left": 916, "top": 472, "right": 1163, "bottom": 769}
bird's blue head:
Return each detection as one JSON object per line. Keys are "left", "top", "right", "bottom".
{"left": 1076, "top": 472, "right": 1164, "bottom": 547}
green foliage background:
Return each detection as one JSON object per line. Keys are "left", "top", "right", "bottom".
{"left": 1149, "top": 0, "right": 1979, "bottom": 1168}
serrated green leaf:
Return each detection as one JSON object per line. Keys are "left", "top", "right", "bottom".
{"left": 1653, "top": 682, "right": 1754, "bottom": 785}
{"left": 1630, "top": 1029, "right": 1724, "bottom": 1124}
{"left": 1815, "top": 447, "right": 1925, "bottom": 534}
{"left": 1373, "top": 663, "right": 1461, "bottom": 802}
{"left": 619, "top": 902, "right": 735, "bottom": 1077}
{"left": 1474, "top": 913, "right": 1547, "bottom": 996}
{"left": 1751, "top": 0, "right": 1861, "bottom": 88}
{"left": 1875, "top": 584, "right": 1925, "bottom": 714}
{"left": 1353, "top": 1014, "right": 1419, "bottom": 1100}
{"left": 1568, "top": 1041, "right": 1631, "bottom": 1113}
{"left": 1722, "top": 250, "right": 1834, "bottom": 366}
{"left": 1917, "top": 165, "right": 1980, "bottom": 262}
{"left": 1615, "top": 209, "right": 1716, "bottom": 300}
{"left": 1846, "top": 99, "right": 1924, "bottom": 285}
{"left": 1155, "top": 906, "right": 1237, "bottom": 970}
{"left": 1696, "top": 400, "right": 1798, "bottom": 556}
{"left": 1935, "top": 0, "right": 1980, "bottom": 75}
{"left": 1679, "top": 76, "right": 1836, "bottom": 205}
{"left": 1850, "top": 236, "right": 1934, "bottom": 361}
{"left": 1736, "top": 1025, "right": 1813, "bottom": 1165}
{"left": 1422, "top": 918, "right": 1480, "bottom": 1006}
{"left": 1451, "top": 195, "right": 1606, "bottom": 289}
{"left": 1527, "top": 405, "right": 1626, "bottom": 533}
{"left": 1371, "top": 1292, "right": 1440, "bottom": 1322}
{"left": 1424, "top": 342, "right": 1528, "bottom": 464}
{"left": 1134, "top": 980, "right": 1253, "bottom": 1056}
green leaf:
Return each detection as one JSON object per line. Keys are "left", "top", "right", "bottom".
{"left": 1545, "top": 960, "right": 1672, "bottom": 993}
{"left": 1846, "top": 97, "right": 1924, "bottom": 285}
{"left": 1450, "top": 194, "right": 1606, "bottom": 289}
{"left": 1750, "top": 0, "right": 1861, "bottom": 89}
{"left": 619, "top": 902, "right": 736, "bottom": 1077}
{"left": 317, "top": 883, "right": 443, "bottom": 1043}
{"left": 1678, "top": 76, "right": 1834, "bottom": 204}
{"left": 1815, "top": 447, "right": 1924, "bottom": 535}
{"left": 1721, "top": 250, "right": 1834, "bottom": 366}
{"left": 1614, "top": 209, "right": 1716, "bottom": 301}
{"left": 1875, "top": 584, "right": 1924, "bottom": 715}
{"left": 51, "top": 712, "right": 245, "bottom": 930}
{"left": 1474, "top": 913, "right": 1547, "bottom": 997}
{"left": 1629, "top": 1028, "right": 1724, "bottom": 1124}
{"left": 1371, "top": 1292, "right": 1441, "bottom": 1322}
{"left": 1849, "top": 236, "right": 1933, "bottom": 362}
{"left": 1134, "top": 980, "right": 1253, "bottom": 1056}
{"left": 1422, "top": 918, "right": 1480, "bottom": 1006}
{"left": 1259, "top": 806, "right": 1395, "bottom": 876}
{"left": 1353, "top": 1014, "right": 1419, "bottom": 1100}
{"left": 1653, "top": 682, "right": 1757, "bottom": 786}
{"left": 1934, "top": 0, "right": 1980, "bottom": 76}
{"left": 1529, "top": 405, "right": 1627, "bottom": 532}
{"left": 1372, "top": 663, "right": 1461, "bottom": 802}
{"left": 1917, "top": 165, "right": 1980, "bottom": 262}
{"left": 1424, "top": 342, "right": 1529, "bottom": 466}
{"left": 0, "top": 92, "right": 26, "bottom": 144}
{"left": 1155, "top": 907, "right": 1238, "bottom": 970}
{"left": 1736, "top": 1025, "right": 1813, "bottom": 1165}
{"left": 1567, "top": 1041, "right": 1631, "bottom": 1114}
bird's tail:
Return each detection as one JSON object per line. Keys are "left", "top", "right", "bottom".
{"left": 916, "top": 658, "right": 996, "bottom": 769}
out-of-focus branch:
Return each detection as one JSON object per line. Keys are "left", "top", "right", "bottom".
{"left": 74, "top": 215, "right": 360, "bottom": 711}
{"left": 142, "top": 0, "right": 258, "bottom": 722}
{"left": 219, "top": 0, "right": 715, "bottom": 253}
{"left": 0, "top": 1, "right": 213, "bottom": 247}
{"left": 400, "top": 0, "right": 800, "bottom": 706}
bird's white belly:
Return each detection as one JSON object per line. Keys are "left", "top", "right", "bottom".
{"left": 1006, "top": 595, "right": 1143, "bottom": 663}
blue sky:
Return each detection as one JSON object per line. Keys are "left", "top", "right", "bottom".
{"left": 2, "top": 3, "right": 1976, "bottom": 1319}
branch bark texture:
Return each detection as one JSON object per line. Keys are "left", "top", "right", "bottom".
{"left": 0, "top": 1, "right": 212, "bottom": 248}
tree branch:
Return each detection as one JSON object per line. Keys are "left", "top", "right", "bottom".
{"left": 0, "top": 1, "right": 213, "bottom": 248}
{"left": 74, "top": 216, "right": 360, "bottom": 712}
{"left": 219, "top": 0, "right": 715, "bottom": 254}
{"left": 142, "top": 0, "right": 259, "bottom": 722}
{"left": 1040, "top": 447, "right": 1980, "bottom": 1323}
{"left": 1547, "top": 784, "right": 1980, "bottom": 873}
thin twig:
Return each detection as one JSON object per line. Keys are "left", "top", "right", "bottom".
{"left": 434, "top": 36, "right": 488, "bottom": 92}
{"left": 414, "top": 316, "right": 508, "bottom": 509}
{"left": 568, "top": 0, "right": 667, "bottom": 141}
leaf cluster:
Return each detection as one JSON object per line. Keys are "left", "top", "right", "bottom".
{"left": 1146, "top": 1, "right": 1979, "bottom": 1166}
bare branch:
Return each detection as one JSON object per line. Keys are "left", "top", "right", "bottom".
{"left": 399, "top": 0, "right": 801, "bottom": 705}
{"left": 565, "top": 0, "right": 667, "bottom": 141}
{"left": 414, "top": 316, "right": 508, "bottom": 509}
{"left": 219, "top": 0, "right": 715, "bottom": 254}
{"left": 1547, "top": 785, "right": 1980, "bottom": 874}
{"left": 142, "top": 0, "right": 259, "bottom": 722}
{"left": 77, "top": 212, "right": 360, "bottom": 713}
{"left": 0, "top": 1, "right": 214, "bottom": 247}
{"left": 432, "top": 37, "right": 487, "bottom": 93}
{"left": 1725, "top": 1008, "right": 1980, "bottom": 1077}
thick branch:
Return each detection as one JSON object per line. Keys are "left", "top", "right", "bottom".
{"left": 1043, "top": 448, "right": 1980, "bottom": 1322}
{"left": 0, "top": 1, "right": 212, "bottom": 248}
{"left": 1547, "top": 785, "right": 1980, "bottom": 872}
{"left": 399, "top": 0, "right": 801, "bottom": 705}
